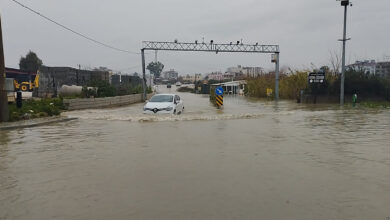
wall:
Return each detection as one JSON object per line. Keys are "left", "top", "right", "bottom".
{"left": 63, "top": 93, "right": 153, "bottom": 110}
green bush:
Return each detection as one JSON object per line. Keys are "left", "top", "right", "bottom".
{"left": 8, "top": 98, "right": 65, "bottom": 122}
{"left": 247, "top": 69, "right": 390, "bottom": 101}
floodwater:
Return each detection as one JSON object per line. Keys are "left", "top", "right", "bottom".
{"left": 1, "top": 86, "right": 390, "bottom": 220}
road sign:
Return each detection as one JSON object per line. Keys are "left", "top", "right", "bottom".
{"left": 216, "top": 95, "right": 223, "bottom": 107}
{"left": 308, "top": 72, "right": 325, "bottom": 84}
{"left": 215, "top": 87, "right": 224, "bottom": 96}
{"left": 266, "top": 88, "right": 273, "bottom": 97}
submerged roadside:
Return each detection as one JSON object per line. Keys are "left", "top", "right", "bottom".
{"left": 0, "top": 116, "right": 77, "bottom": 130}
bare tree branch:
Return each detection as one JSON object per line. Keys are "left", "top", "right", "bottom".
{"left": 329, "top": 49, "right": 341, "bottom": 75}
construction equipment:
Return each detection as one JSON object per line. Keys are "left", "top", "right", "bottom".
{"left": 5, "top": 68, "right": 39, "bottom": 92}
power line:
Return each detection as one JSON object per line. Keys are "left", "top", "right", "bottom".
{"left": 10, "top": 0, "right": 140, "bottom": 54}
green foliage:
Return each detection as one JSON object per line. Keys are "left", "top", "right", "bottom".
{"left": 146, "top": 62, "right": 164, "bottom": 78}
{"left": 81, "top": 87, "right": 98, "bottom": 98}
{"left": 280, "top": 71, "right": 309, "bottom": 99}
{"left": 359, "top": 101, "right": 390, "bottom": 108}
{"left": 247, "top": 68, "right": 390, "bottom": 101}
{"left": 87, "top": 80, "right": 115, "bottom": 97}
{"left": 117, "top": 84, "right": 143, "bottom": 95}
{"left": 8, "top": 98, "right": 64, "bottom": 122}
{"left": 177, "top": 87, "right": 194, "bottom": 93}
{"left": 246, "top": 74, "right": 276, "bottom": 98}
{"left": 19, "top": 51, "right": 43, "bottom": 72}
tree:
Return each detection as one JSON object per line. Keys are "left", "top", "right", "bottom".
{"left": 146, "top": 62, "right": 164, "bottom": 78}
{"left": 19, "top": 51, "right": 43, "bottom": 72}
{"left": 329, "top": 49, "right": 341, "bottom": 75}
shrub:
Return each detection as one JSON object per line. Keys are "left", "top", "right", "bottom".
{"left": 8, "top": 98, "right": 64, "bottom": 122}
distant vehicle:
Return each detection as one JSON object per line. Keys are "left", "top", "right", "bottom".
{"left": 167, "top": 83, "right": 172, "bottom": 88}
{"left": 143, "top": 94, "right": 184, "bottom": 114}
{"left": 176, "top": 82, "right": 182, "bottom": 87}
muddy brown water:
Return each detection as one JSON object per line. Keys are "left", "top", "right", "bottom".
{"left": 1, "top": 86, "right": 390, "bottom": 219}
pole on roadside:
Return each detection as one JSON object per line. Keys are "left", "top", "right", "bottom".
{"left": 272, "top": 52, "right": 280, "bottom": 101}
{"left": 141, "top": 49, "right": 147, "bottom": 101}
{"left": 0, "top": 15, "right": 9, "bottom": 122}
{"left": 339, "top": 0, "right": 351, "bottom": 105}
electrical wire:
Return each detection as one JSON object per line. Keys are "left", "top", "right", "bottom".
{"left": 10, "top": 0, "right": 140, "bottom": 54}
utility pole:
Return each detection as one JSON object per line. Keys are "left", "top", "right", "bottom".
{"left": 0, "top": 15, "right": 9, "bottom": 122}
{"left": 339, "top": 0, "right": 351, "bottom": 105}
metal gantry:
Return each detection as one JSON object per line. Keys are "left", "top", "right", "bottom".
{"left": 140, "top": 41, "right": 280, "bottom": 101}
{"left": 143, "top": 41, "right": 279, "bottom": 54}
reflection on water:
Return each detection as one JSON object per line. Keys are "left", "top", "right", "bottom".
{"left": 1, "top": 88, "right": 390, "bottom": 219}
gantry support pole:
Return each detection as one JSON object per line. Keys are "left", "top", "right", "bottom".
{"left": 141, "top": 49, "right": 147, "bottom": 101}
{"left": 275, "top": 52, "right": 280, "bottom": 101}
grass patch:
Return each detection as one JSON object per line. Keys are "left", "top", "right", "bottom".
{"left": 8, "top": 98, "right": 65, "bottom": 122}
{"left": 177, "top": 87, "right": 194, "bottom": 93}
{"left": 358, "top": 101, "right": 390, "bottom": 109}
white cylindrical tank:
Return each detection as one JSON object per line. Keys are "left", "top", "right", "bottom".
{"left": 58, "top": 85, "right": 83, "bottom": 97}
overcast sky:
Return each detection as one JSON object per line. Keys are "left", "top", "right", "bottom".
{"left": 1, "top": 0, "right": 390, "bottom": 75}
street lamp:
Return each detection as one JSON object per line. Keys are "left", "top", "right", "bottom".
{"left": 337, "top": 0, "right": 352, "bottom": 105}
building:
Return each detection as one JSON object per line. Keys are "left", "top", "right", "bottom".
{"left": 347, "top": 60, "right": 390, "bottom": 78}
{"left": 162, "top": 69, "right": 179, "bottom": 80}
{"left": 207, "top": 72, "right": 224, "bottom": 81}
{"left": 348, "top": 60, "right": 376, "bottom": 75}
{"left": 182, "top": 73, "right": 202, "bottom": 82}
{"left": 37, "top": 66, "right": 110, "bottom": 97}
{"left": 226, "top": 65, "right": 264, "bottom": 78}
{"left": 211, "top": 80, "right": 247, "bottom": 95}
{"left": 242, "top": 67, "right": 264, "bottom": 77}
{"left": 207, "top": 72, "right": 235, "bottom": 81}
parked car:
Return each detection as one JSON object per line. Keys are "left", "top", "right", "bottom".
{"left": 143, "top": 94, "right": 184, "bottom": 114}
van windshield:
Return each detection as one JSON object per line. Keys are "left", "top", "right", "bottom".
{"left": 149, "top": 95, "right": 173, "bottom": 103}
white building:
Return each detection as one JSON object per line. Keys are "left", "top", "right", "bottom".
{"left": 226, "top": 65, "right": 264, "bottom": 78}
{"left": 207, "top": 72, "right": 224, "bottom": 81}
{"left": 348, "top": 60, "right": 376, "bottom": 75}
{"left": 348, "top": 60, "right": 390, "bottom": 78}
{"left": 243, "top": 67, "right": 264, "bottom": 77}
{"left": 207, "top": 72, "right": 234, "bottom": 81}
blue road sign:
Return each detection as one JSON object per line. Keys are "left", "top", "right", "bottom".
{"left": 215, "top": 87, "right": 224, "bottom": 96}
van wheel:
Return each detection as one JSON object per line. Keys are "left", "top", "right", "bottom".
{"left": 173, "top": 109, "right": 176, "bottom": 115}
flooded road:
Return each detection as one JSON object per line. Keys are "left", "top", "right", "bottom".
{"left": 1, "top": 86, "right": 390, "bottom": 220}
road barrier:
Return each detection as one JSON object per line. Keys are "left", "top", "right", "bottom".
{"left": 216, "top": 95, "right": 223, "bottom": 107}
{"left": 63, "top": 93, "right": 154, "bottom": 110}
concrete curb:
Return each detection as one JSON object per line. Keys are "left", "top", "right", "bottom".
{"left": 0, "top": 117, "right": 78, "bottom": 131}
